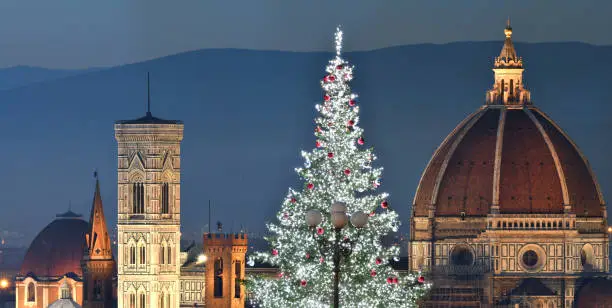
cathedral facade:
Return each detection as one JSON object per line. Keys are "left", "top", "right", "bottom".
{"left": 409, "top": 22, "right": 609, "bottom": 307}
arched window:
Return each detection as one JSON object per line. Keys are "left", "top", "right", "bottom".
{"left": 93, "top": 280, "right": 103, "bottom": 300}
{"left": 129, "top": 245, "right": 136, "bottom": 265}
{"left": 161, "top": 183, "right": 169, "bottom": 214}
{"left": 139, "top": 293, "right": 146, "bottom": 308}
{"left": 234, "top": 261, "right": 241, "bottom": 298}
{"left": 160, "top": 242, "right": 166, "bottom": 265}
{"left": 129, "top": 293, "right": 136, "bottom": 308}
{"left": 132, "top": 182, "right": 144, "bottom": 214}
{"left": 27, "top": 282, "right": 35, "bottom": 302}
{"left": 167, "top": 245, "right": 172, "bottom": 265}
{"left": 139, "top": 245, "right": 146, "bottom": 265}
{"left": 214, "top": 258, "right": 223, "bottom": 297}
{"left": 159, "top": 292, "right": 165, "bottom": 308}
{"left": 450, "top": 246, "right": 474, "bottom": 266}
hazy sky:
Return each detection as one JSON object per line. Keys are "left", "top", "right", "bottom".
{"left": 0, "top": 0, "right": 610, "bottom": 69}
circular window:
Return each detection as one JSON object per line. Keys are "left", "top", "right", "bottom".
{"left": 522, "top": 250, "right": 538, "bottom": 268}
{"left": 450, "top": 246, "right": 474, "bottom": 266}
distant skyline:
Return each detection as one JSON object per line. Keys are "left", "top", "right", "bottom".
{"left": 0, "top": 0, "right": 611, "bottom": 69}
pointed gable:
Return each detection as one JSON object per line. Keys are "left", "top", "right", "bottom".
{"left": 85, "top": 176, "right": 114, "bottom": 260}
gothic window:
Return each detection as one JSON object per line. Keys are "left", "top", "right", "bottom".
{"left": 234, "top": 261, "right": 241, "bottom": 298}
{"left": 129, "top": 245, "right": 136, "bottom": 265}
{"left": 139, "top": 293, "right": 146, "bottom": 308}
{"left": 167, "top": 245, "right": 172, "bottom": 265}
{"left": 160, "top": 292, "right": 165, "bottom": 308}
{"left": 214, "top": 258, "right": 223, "bottom": 297}
{"left": 161, "top": 183, "right": 169, "bottom": 214}
{"left": 132, "top": 182, "right": 144, "bottom": 214}
{"left": 27, "top": 282, "right": 35, "bottom": 302}
{"left": 129, "top": 293, "right": 136, "bottom": 308}
{"left": 139, "top": 245, "right": 146, "bottom": 265}
{"left": 93, "top": 280, "right": 102, "bottom": 300}
{"left": 160, "top": 242, "right": 167, "bottom": 265}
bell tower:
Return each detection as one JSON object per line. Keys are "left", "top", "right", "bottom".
{"left": 82, "top": 172, "right": 116, "bottom": 308}
{"left": 115, "top": 74, "right": 184, "bottom": 308}
{"left": 203, "top": 230, "right": 248, "bottom": 308}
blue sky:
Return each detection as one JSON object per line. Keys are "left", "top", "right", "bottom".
{"left": 0, "top": 0, "right": 610, "bottom": 68}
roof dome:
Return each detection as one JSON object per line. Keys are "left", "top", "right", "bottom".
{"left": 575, "top": 278, "right": 612, "bottom": 307}
{"left": 413, "top": 23, "right": 604, "bottom": 218}
{"left": 20, "top": 211, "right": 89, "bottom": 277}
{"left": 413, "top": 106, "right": 604, "bottom": 217}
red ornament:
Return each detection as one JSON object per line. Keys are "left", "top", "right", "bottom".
{"left": 300, "top": 280, "right": 307, "bottom": 287}
{"left": 344, "top": 74, "right": 352, "bottom": 80}
{"left": 272, "top": 249, "right": 278, "bottom": 256}
{"left": 290, "top": 197, "right": 297, "bottom": 203}
{"left": 349, "top": 100, "right": 356, "bottom": 106}
{"left": 320, "top": 257, "right": 324, "bottom": 263}
{"left": 328, "top": 152, "right": 334, "bottom": 158}
{"left": 393, "top": 277, "right": 399, "bottom": 284}
{"left": 282, "top": 212, "right": 289, "bottom": 219}
{"left": 375, "top": 257, "right": 382, "bottom": 265}
{"left": 306, "top": 253, "right": 310, "bottom": 259}
{"left": 307, "top": 183, "right": 314, "bottom": 190}
{"left": 347, "top": 120, "right": 355, "bottom": 127}
{"left": 370, "top": 270, "right": 377, "bottom": 277}
{"left": 418, "top": 276, "right": 425, "bottom": 283}
{"left": 381, "top": 200, "right": 389, "bottom": 209}
{"left": 344, "top": 169, "right": 351, "bottom": 175}
{"left": 315, "top": 140, "right": 322, "bottom": 148}
{"left": 329, "top": 75, "right": 336, "bottom": 82}
{"left": 386, "top": 277, "right": 393, "bottom": 284}
{"left": 336, "top": 65, "right": 343, "bottom": 70}
{"left": 323, "top": 76, "right": 329, "bottom": 83}
{"left": 358, "top": 137, "right": 365, "bottom": 145}
{"left": 316, "top": 227, "right": 324, "bottom": 235}
{"left": 369, "top": 211, "right": 375, "bottom": 217}
{"left": 324, "top": 95, "right": 331, "bottom": 101}
{"left": 315, "top": 126, "right": 322, "bottom": 133}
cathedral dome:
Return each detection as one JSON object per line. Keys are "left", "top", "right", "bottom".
{"left": 412, "top": 106, "right": 605, "bottom": 217}
{"left": 412, "top": 22, "right": 605, "bottom": 219}
{"left": 20, "top": 210, "right": 89, "bottom": 277}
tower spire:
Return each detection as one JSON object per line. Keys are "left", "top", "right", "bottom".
{"left": 146, "top": 72, "right": 151, "bottom": 116}
{"left": 85, "top": 172, "right": 113, "bottom": 260}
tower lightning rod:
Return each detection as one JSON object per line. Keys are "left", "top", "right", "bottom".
{"left": 208, "top": 200, "right": 211, "bottom": 234}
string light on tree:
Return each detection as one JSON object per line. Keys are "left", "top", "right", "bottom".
{"left": 246, "top": 26, "right": 430, "bottom": 308}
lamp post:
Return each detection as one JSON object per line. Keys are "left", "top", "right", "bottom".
{"left": 305, "top": 202, "right": 369, "bottom": 308}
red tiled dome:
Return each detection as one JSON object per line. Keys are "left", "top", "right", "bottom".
{"left": 413, "top": 106, "right": 605, "bottom": 217}
{"left": 20, "top": 211, "right": 89, "bottom": 277}
{"left": 575, "top": 278, "right": 612, "bottom": 308}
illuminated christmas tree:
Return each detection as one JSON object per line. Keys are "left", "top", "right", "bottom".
{"left": 247, "top": 27, "right": 430, "bottom": 308}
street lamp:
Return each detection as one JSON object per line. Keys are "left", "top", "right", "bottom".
{"left": 0, "top": 278, "right": 8, "bottom": 289}
{"left": 196, "top": 254, "right": 207, "bottom": 264}
{"left": 305, "top": 201, "right": 369, "bottom": 308}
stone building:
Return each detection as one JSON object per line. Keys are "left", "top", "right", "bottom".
{"left": 15, "top": 176, "right": 116, "bottom": 308}
{"left": 115, "top": 102, "right": 184, "bottom": 307}
{"left": 409, "top": 21, "right": 609, "bottom": 307}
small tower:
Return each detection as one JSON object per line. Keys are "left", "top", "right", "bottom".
{"left": 203, "top": 232, "right": 248, "bottom": 308}
{"left": 485, "top": 19, "right": 531, "bottom": 105}
{"left": 81, "top": 172, "right": 116, "bottom": 308}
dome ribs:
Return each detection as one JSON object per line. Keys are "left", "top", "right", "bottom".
{"left": 412, "top": 110, "right": 482, "bottom": 217}
{"left": 435, "top": 109, "right": 499, "bottom": 216}
{"left": 531, "top": 109, "right": 605, "bottom": 217}
{"left": 499, "top": 110, "right": 564, "bottom": 214}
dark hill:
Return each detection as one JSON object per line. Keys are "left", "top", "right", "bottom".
{"left": 0, "top": 42, "right": 610, "bottom": 247}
